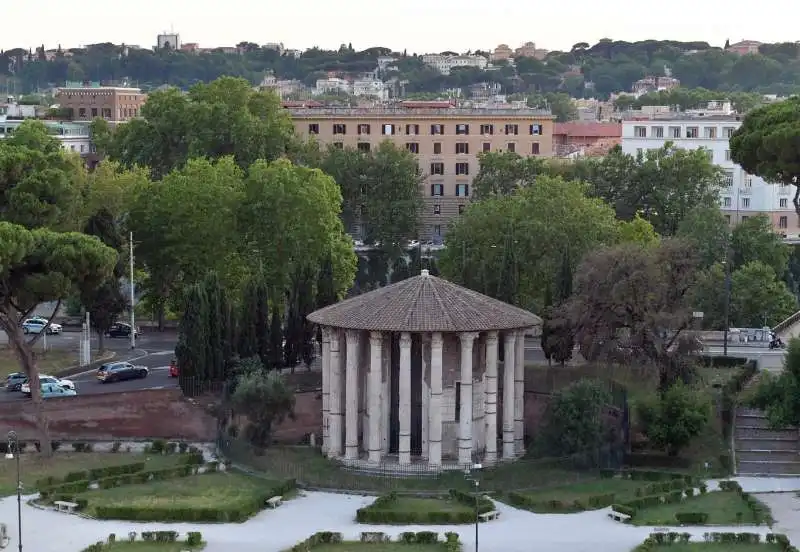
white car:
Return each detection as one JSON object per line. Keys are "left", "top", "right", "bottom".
{"left": 21, "top": 319, "right": 62, "bottom": 335}
{"left": 21, "top": 375, "right": 75, "bottom": 397}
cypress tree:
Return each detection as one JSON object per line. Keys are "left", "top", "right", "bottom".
{"left": 203, "top": 273, "right": 224, "bottom": 382}
{"left": 254, "top": 277, "right": 271, "bottom": 368}
{"left": 175, "top": 283, "right": 208, "bottom": 393}
{"left": 237, "top": 277, "right": 258, "bottom": 359}
{"left": 269, "top": 305, "right": 283, "bottom": 370}
{"left": 219, "top": 286, "right": 235, "bottom": 376}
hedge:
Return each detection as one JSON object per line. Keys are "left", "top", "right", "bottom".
{"left": 91, "top": 478, "right": 297, "bottom": 522}
{"left": 80, "top": 530, "right": 203, "bottom": 552}
{"left": 634, "top": 532, "right": 797, "bottom": 552}
{"left": 284, "top": 531, "right": 461, "bottom": 552}
{"left": 718, "top": 480, "right": 774, "bottom": 526}
{"left": 355, "top": 490, "right": 494, "bottom": 524}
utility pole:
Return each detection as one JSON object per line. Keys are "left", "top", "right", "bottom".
{"left": 129, "top": 231, "right": 136, "bottom": 350}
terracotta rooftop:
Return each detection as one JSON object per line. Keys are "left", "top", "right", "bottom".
{"left": 553, "top": 122, "right": 622, "bottom": 138}
{"left": 308, "top": 270, "right": 540, "bottom": 333}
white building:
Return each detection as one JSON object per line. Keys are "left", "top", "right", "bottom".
{"left": 0, "top": 117, "right": 93, "bottom": 155}
{"left": 621, "top": 115, "right": 797, "bottom": 235}
{"left": 315, "top": 77, "right": 352, "bottom": 96}
{"left": 352, "top": 79, "right": 388, "bottom": 99}
{"left": 156, "top": 33, "right": 181, "bottom": 50}
{"left": 420, "top": 54, "right": 488, "bottom": 75}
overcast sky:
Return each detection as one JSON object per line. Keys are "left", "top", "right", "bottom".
{"left": 3, "top": 0, "right": 797, "bottom": 54}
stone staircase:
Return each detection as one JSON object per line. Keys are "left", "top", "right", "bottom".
{"left": 735, "top": 406, "right": 800, "bottom": 475}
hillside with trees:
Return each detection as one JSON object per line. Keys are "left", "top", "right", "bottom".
{"left": 2, "top": 39, "right": 800, "bottom": 98}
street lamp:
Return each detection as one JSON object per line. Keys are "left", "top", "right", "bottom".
{"left": 464, "top": 463, "right": 483, "bottom": 552}
{"left": 722, "top": 258, "right": 732, "bottom": 357}
{"left": 5, "top": 430, "right": 22, "bottom": 552}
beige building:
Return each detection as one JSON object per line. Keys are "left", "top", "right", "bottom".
{"left": 289, "top": 104, "right": 555, "bottom": 240}
{"left": 55, "top": 84, "right": 147, "bottom": 123}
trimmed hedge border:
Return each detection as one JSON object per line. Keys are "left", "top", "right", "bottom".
{"left": 355, "top": 490, "right": 494, "bottom": 524}
{"left": 634, "top": 531, "right": 797, "bottom": 551}
{"left": 284, "top": 531, "right": 461, "bottom": 552}
{"left": 80, "top": 530, "right": 203, "bottom": 552}
{"left": 506, "top": 470, "right": 697, "bottom": 514}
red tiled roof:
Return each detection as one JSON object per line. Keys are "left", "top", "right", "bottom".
{"left": 553, "top": 122, "right": 622, "bottom": 138}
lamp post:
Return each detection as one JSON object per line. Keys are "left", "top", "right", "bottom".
{"left": 722, "top": 258, "right": 732, "bottom": 357}
{"left": 464, "top": 463, "right": 482, "bottom": 552}
{"left": 5, "top": 430, "right": 22, "bottom": 552}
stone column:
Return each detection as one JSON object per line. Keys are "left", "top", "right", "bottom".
{"left": 368, "top": 332, "right": 383, "bottom": 464}
{"left": 321, "top": 327, "right": 331, "bottom": 455}
{"left": 459, "top": 332, "right": 478, "bottom": 466}
{"left": 514, "top": 329, "right": 526, "bottom": 455}
{"left": 329, "top": 329, "right": 343, "bottom": 457}
{"left": 398, "top": 332, "right": 412, "bottom": 465}
{"left": 382, "top": 335, "right": 390, "bottom": 455}
{"left": 502, "top": 332, "right": 516, "bottom": 460}
{"left": 345, "top": 330, "right": 360, "bottom": 460}
{"left": 484, "top": 331, "right": 499, "bottom": 465}
{"left": 428, "top": 332, "right": 444, "bottom": 467}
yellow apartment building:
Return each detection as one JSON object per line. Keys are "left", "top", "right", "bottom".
{"left": 288, "top": 105, "right": 555, "bottom": 240}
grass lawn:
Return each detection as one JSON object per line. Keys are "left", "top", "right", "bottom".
{"left": 636, "top": 545, "right": 781, "bottom": 552}
{"left": 231, "top": 445, "right": 597, "bottom": 493}
{"left": 508, "top": 477, "right": 646, "bottom": 512}
{"left": 300, "top": 545, "right": 450, "bottom": 552}
{"left": 0, "top": 346, "right": 96, "bottom": 378}
{"left": 0, "top": 452, "right": 187, "bottom": 496}
{"left": 368, "top": 495, "right": 473, "bottom": 515}
{"left": 632, "top": 491, "right": 759, "bottom": 526}
{"left": 95, "top": 543, "right": 204, "bottom": 551}
{"left": 78, "top": 472, "right": 281, "bottom": 515}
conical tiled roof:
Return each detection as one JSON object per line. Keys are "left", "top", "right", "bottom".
{"left": 308, "top": 270, "right": 541, "bottom": 332}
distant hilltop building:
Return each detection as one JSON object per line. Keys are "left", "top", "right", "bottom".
{"left": 490, "top": 42, "right": 548, "bottom": 62}
{"left": 156, "top": 32, "right": 181, "bottom": 50}
{"left": 726, "top": 40, "right": 762, "bottom": 55}
{"left": 631, "top": 76, "right": 680, "bottom": 98}
{"left": 420, "top": 53, "right": 488, "bottom": 75}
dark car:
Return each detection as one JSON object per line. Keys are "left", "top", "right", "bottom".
{"left": 107, "top": 322, "right": 141, "bottom": 338}
{"left": 5, "top": 372, "right": 27, "bottom": 392}
{"left": 96, "top": 362, "right": 149, "bottom": 383}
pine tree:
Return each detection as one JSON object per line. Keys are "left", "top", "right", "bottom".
{"left": 542, "top": 251, "right": 575, "bottom": 367}
{"left": 269, "top": 306, "right": 283, "bottom": 370}
{"left": 203, "top": 273, "right": 224, "bottom": 382}
{"left": 175, "top": 283, "right": 208, "bottom": 393}
{"left": 298, "top": 267, "right": 317, "bottom": 368}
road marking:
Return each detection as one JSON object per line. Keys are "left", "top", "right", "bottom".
{"left": 149, "top": 351, "right": 173, "bottom": 356}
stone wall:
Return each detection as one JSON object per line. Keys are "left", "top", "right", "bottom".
{"left": 0, "top": 388, "right": 216, "bottom": 441}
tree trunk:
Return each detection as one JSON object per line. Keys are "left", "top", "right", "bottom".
{"left": 2, "top": 317, "right": 53, "bottom": 456}
{"left": 97, "top": 330, "right": 105, "bottom": 353}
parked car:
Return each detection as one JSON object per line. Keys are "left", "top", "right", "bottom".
{"left": 21, "top": 375, "right": 75, "bottom": 397}
{"left": 96, "top": 362, "right": 149, "bottom": 383}
{"left": 21, "top": 319, "right": 62, "bottom": 335}
{"left": 106, "top": 322, "right": 141, "bottom": 338}
{"left": 5, "top": 373, "right": 27, "bottom": 392}
{"left": 169, "top": 358, "right": 179, "bottom": 378}
{"left": 41, "top": 382, "right": 77, "bottom": 399}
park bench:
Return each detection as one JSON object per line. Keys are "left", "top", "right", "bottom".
{"left": 608, "top": 511, "right": 631, "bottom": 523}
{"left": 54, "top": 500, "right": 79, "bottom": 514}
{"left": 266, "top": 496, "right": 283, "bottom": 509}
{"left": 478, "top": 511, "right": 500, "bottom": 522}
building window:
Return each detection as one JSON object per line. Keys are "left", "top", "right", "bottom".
{"left": 102, "top": 108, "right": 112, "bottom": 118}
{"left": 456, "top": 183, "right": 469, "bottom": 196}
{"left": 430, "top": 162, "right": 445, "bottom": 175}
{"left": 455, "top": 142, "right": 469, "bottom": 154}
{"left": 741, "top": 216, "right": 749, "bottom": 222}
{"left": 333, "top": 142, "right": 343, "bottom": 149}
{"left": 725, "top": 214, "right": 731, "bottom": 224}
{"left": 431, "top": 124, "right": 444, "bottom": 135}
{"left": 722, "top": 171, "right": 733, "bottom": 187}
{"left": 507, "top": 143, "right": 516, "bottom": 153}
{"left": 434, "top": 224, "right": 442, "bottom": 236}
{"left": 505, "top": 124, "right": 519, "bottom": 135}
{"left": 308, "top": 124, "right": 319, "bottom": 134}
{"left": 724, "top": 149, "right": 731, "bottom": 161}
{"left": 78, "top": 108, "right": 86, "bottom": 118}
{"left": 531, "top": 142, "right": 540, "bottom": 155}
{"left": 723, "top": 197, "right": 732, "bottom": 207}
{"left": 744, "top": 177, "right": 752, "bottom": 187}
{"left": 433, "top": 143, "right": 442, "bottom": 155}
{"left": 406, "top": 142, "right": 419, "bottom": 154}
{"left": 458, "top": 204, "right": 465, "bottom": 214}
{"left": 433, "top": 204, "right": 441, "bottom": 214}
{"left": 651, "top": 126, "right": 664, "bottom": 138}
{"left": 780, "top": 216, "right": 788, "bottom": 229}
{"left": 357, "top": 143, "right": 371, "bottom": 152}
{"left": 634, "top": 126, "right": 646, "bottom": 138}
{"left": 669, "top": 126, "right": 681, "bottom": 138}
{"left": 781, "top": 198, "right": 789, "bottom": 208}
{"left": 430, "top": 183, "right": 444, "bottom": 196}
{"left": 529, "top": 124, "right": 542, "bottom": 136}
{"left": 686, "top": 127, "right": 699, "bottom": 138}
{"left": 333, "top": 124, "right": 347, "bottom": 135}
{"left": 91, "top": 108, "right": 98, "bottom": 117}
{"left": 741, "top": 197, "right": 750, "bottom": 208}
{"left": 455, "top": 163, "right": 469, "bottom": 176}
{"left": 703, "top": 127, "right": 717, "bottom": 139}
{"left": 406, "top": 124, "right": 420, "bottom": 135}
{"left": 723, "top": 127, "right": 736, "bottom": 138}
{"left": 382, "top": 124, "right": 395, "bottom": 135}
{"left": 480, "top": 124, "right": 494, "bottom": 135}
{"left": 357, "top": 124, "right": 371, "bottom": 135}
{"left": 482, "top": 142, "right": 491, "bottom": 152}
{"left": 455, "top": 123, "right": 470, "bottom": 135}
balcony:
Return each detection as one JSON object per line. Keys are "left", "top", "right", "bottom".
{"left": 739, "top": 188, "right": 752, "bottom": 195}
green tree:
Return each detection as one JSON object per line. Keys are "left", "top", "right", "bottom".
{"left": 471, "top": 151, "right": 547, "bottom": 199}
{"left": 636, "top": 382, "right": 711, "bottom": 456}
{"left": 541, "top": 251, "right": 575, "bottom": 366}
{"left": 174, "top": 283, "right": 208, "bottom": 392}
{"left": 677, "top": 205, "right": 729, "bottom": 268}
{"left": 230, "top": 361, "right": 295, "bottom": 447}
{"left": 0, "top": 122, "right": 118, "bottom": 453}
{"left": 729, "top": 97, "right": 800, "bottom": 211}
{"left": 730, "top": 214, "right": 789, "bottom": 277}
{"left": 536, "top": 379, "right": 611, "bottom": 457}
{"left": 750, "top": 338, "right": 800, "bottom": 427}
{"left": 202, "top": 273, "right": 225, "bottom": 382}
{"left": 237, "top": 276, "right": 259, "bottom": 360}
{"left": 268, "top": 306, "right": 283, "bottom": 371}
{"left": 731, "top": 261, "right": 797, "bottom": 327}
{"left": 440, "top": 175, "right": 621, "bottom": 310}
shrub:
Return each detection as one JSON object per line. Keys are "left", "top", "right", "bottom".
{"left": 165, "top": 442, "right": 178, "bottom": 454}
{"left": 186, "top": 532, "right": 202, "bottom": 546}
{"left": 178, "top": 442, "right": 189, "bottom": 454}
{"left": 110, "top": 441, "right": 121, "bottom": 453}
{"left": 675, "top": 512, "right": 709, "bottom": 524}
{"left": 635, "top": 382, "right": 711, "bottom": 456}
{"left": 72, "top": 442, "right": 87, "bottom": 452}
{"left": 356, "top": 490, "right": 493, "bottom": 524}
{"left": 150, "top": 439, "right": 167, "bottom": 454}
